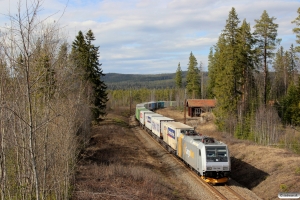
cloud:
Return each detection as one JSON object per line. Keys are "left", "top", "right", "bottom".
{"left": 0, "top": 0, "right": 299, "bottom": 74}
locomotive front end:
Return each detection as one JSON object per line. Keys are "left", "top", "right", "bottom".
{"left": 202, "top": 145, "right": 231, "bottom": 184}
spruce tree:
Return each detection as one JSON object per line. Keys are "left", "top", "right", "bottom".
{"left": 280, "top": 78, "right": 300, "bottom": 126}
{"left": 234, "top": 19, "right": 258, "bottom": 138}
{"left": 236, "top": 19, "right": 258, "bottom": 115}
{"left": 186, "top": 52, "right": 200, "bottom": 98}
{"left": 207, "top": 47, "right": 216, "bottom": 98}
{"left": 210, "top": 8, "right": 241, "bottom": 131}
{"left": 72, "top": 30, "right": 108, "bottom": 121}
{"left": 253, "top": 10, "right": 280, "bottom": 105}
{"left": 85, "top": 30, "right": 108, "bottom": 119}
{"left": 223, "top": 7, "right": 241, "bottom": 110}
{"left": 175, "top": 62, "right": 183, "bottom": 88}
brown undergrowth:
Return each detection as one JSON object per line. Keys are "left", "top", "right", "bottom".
{"left": 72, "top": 107, "right": 196, "bottom": 200}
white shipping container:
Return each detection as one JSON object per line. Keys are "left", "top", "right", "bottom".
{"left": 162, "top": 122, "right": 194, "bottom": 151}
{"left": 151, "top": 117, "right": 174, "bottom": 138}
{"left": 140, "top": 110, "right": 153, "bottom": 125}
{"left": 145, "top": 113, "right": 162, "bottom": 130}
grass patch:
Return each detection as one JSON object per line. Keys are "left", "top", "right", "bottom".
{"left": 280, "top": 184, "right": 289, "bottom": 192}
{"left": 295, "top": 167, "right": 300, "bottom": 175}
{"left": 112, "top": 118, "right": 128, "bottom": 127}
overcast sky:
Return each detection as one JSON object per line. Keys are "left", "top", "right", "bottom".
{"left": 1, "top": 0, "right": 300, "bottom": 74}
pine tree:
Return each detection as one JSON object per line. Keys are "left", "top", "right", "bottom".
{"left": 253, "top": 10, "right": 280, "bottom": 105}
{"left": 175, "top": 62, "right": 183, "bottom": 88}
{"left": 186, "top": 52, "right": 200, "bottom": 98}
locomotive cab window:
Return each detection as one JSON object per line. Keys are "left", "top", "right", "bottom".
{"left": 206, "top": 147, "right": 228, "bottom": 162}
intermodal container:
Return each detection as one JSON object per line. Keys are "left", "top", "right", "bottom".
{"left": 151, "top": 116, "right": 174, "bottom": 138}
{"left": 145, "top": 113, "right": 162, "bottom": 130}
{"left": 140, "top": 110, "right": 153, "bottom": 125}
{"left": 162, "top": 122, "right": 194, "bottom": 151}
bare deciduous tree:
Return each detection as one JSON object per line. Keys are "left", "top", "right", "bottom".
{"left": 0, "top": 1, "right": 92, "bottom": 199}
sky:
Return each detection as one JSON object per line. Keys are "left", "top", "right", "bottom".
{"left": 0, "top": 0, "right": 300, "bottom": 74}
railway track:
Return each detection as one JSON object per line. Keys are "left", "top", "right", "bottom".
{"left": 134, "top": 122, "right": 245, "bottom": 200}
{"left": 205, "top": 182, "right": 245, "bottom": 200}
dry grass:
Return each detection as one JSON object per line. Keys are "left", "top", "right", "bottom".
{"left": 73, "top": 163, "right": 177, "bottom": 200}
{"left": 72, "top": 107, "right": 196, "bottom": 200}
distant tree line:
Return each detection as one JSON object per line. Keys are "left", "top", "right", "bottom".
{"left": 103, "top": 72, "right": 189, "bottom": 90}
{"left": 0, "top": 0, "right": 107, "bottom": 199}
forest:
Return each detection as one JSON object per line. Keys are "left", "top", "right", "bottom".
{"left": 0, "top": 1, "right": 107, "bottom": 199}
{"left": 0, "top": 0, "right": 300, "bottom": 199}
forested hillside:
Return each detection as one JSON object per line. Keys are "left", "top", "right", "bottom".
{"left": 103, "top": 72, "right": 190, "bottom": 89}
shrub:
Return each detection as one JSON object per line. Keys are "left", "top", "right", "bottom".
{"left": 280, "top": 184, "right": 289, "bottom": 192}
{"left": 295, "top": 167, "right": 300, "bottom": 175}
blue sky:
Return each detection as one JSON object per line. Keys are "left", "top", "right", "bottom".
{"left": 1, "top": 0, "right": 300, "bottom": 74}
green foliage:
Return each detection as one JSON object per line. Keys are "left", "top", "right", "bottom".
{"left": 295, "top": 167, "right": 300, "bottom": 175}
{"left": 292, "top": 7, "right": 300, "bottom": 52}
{"left": 112, "top": 118, "right": 129, "bottom": 127}
{"left": 71, "top": 30, "right": 108, "bottom": 121}
{"left": 280, "top": 183, "right": 289, "bottom": 192}
{"left": 103, "top": 72, "right": 188, "bottom": 90}
{"left": 186, "top": 52, "right": 201, "bottom": 98}
{"left": 206, "top": 48, "right": 215, "bottom": 98}
{"left": 234, "top": 114, "right": 252, "bottom": 140}
{"left": 175, "top": 62, "right": 183, "bottom": 88}
{"left": 279, "top": 79, "right": 300, "bottom": 126}
{"left": 107, "top": 88, "right": 177, "bottom": 109}
{"left": 208, "top": 8, "right": 242, "bottom": 132}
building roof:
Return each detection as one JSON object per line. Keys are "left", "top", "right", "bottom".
{"left": 186, "top": 99, "right": 216, "bottom": 108}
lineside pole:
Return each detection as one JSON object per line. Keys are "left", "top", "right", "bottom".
{"left": 184, "top": 98, "right": 186, "bottom": 124}
{"left": 130, "top": 90, "right": 132, "bottom": 116}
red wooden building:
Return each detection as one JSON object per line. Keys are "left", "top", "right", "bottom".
{"left": 186, "top": 99, "right": 216, "bottom": 117}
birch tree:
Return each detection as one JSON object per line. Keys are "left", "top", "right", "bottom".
{"left": 0, "top": 1, "right": 91, "bottom": 199}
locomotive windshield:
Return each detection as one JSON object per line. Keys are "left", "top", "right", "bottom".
{"left": 206, "top": 147, "right": 228, "bottom": 162}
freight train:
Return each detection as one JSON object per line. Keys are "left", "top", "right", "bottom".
{"left": 135, "top": 101, "right": 231, "bottom": 184}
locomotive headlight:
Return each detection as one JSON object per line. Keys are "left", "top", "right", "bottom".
{"left": 223, "top": 167, "right": 229, "bottom": 171}
{"left": 207, "top": 167, "right": 212, "bottom": 170}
